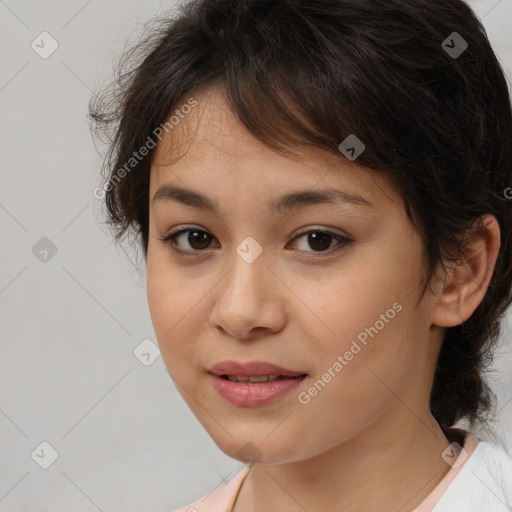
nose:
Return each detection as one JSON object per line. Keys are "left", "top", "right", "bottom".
{"left": 209, "top": 244, "right": 287, "bottom": 341}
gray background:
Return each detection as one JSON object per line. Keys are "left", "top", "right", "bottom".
{"left": 0, "top": 0, "right": 511, "bottom": 510}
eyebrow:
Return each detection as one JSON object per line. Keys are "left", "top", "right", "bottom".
{"left": 153, "top": 184, "right": 373, "bottom": 215}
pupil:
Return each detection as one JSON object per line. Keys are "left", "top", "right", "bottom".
{"left": 309, "top": 232, "right": 331, "bottom": 251}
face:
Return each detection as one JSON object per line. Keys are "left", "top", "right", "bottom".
{"left": 146, "top": 87, "right": 443, "bottom": 465}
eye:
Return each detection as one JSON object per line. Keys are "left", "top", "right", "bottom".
{"left": 160, "top": 227, "right": 218, "bottom": 254}
{"left": 159, "top": 226, "right": 351, "bottom": 255}
{"left": 288, "top": 229, "right": 351, "bottom": 253}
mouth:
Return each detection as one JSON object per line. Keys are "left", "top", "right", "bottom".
{"left": 208, "top": 359, "right": 308, "bottom": 378}
{"left": 207, "top": 361, "right": 308, "bottom": 407}
{"left": 218, "top": 374, "right": 308, "bottom": 383}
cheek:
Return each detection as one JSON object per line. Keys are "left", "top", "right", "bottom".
{"left": 146, "top": 246, "right": 223, "bottom": 380}
{"left": 300, "top": 252, "right": 417, "bottom": 355}
{"left": 146, "top": 249, "right": 198, "bottom": 358}
{"left": 297, "top": 243, "right": 425, "bottom": 402}
{"left": 290, "top": 308, "right": 419, "bottom": 453}
{"left": 147, "top": 240, "right": 194, "bottom": 327}
{"left": 147, "top": 277, "right": 201, "bottom": 388}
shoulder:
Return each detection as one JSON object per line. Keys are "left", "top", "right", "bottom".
{"left": 434, "top": 437, "right": 512, "bottom": 511}
{"left": 172, "top": 465, "right": 250, "bottom": 512}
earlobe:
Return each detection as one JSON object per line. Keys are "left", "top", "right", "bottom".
{"left": 431, "top": 214, "right": 501, "bottom": 328}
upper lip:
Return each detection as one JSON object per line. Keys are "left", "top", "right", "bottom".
{"left": 209, "top": 360, "right": 307, "bottom": 377}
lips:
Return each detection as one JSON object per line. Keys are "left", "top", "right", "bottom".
{"left": 208, "top": 361, "right": 308, "bottom": 407}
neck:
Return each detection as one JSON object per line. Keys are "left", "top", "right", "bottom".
{"left": 233, "top": 413, "right": 453, "bottom": 512}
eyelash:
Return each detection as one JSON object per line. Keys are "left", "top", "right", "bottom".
{"left": 159, "top": 226, "right": 352, "bottom": 257}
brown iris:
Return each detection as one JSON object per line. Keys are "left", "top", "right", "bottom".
{"left": 306, "top": 232, "right": 333, "bottom": 252}
{"left": 187, "top": 230, "right": 212, "bottom": 250}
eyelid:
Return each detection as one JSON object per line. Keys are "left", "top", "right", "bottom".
{"left": 293, "top": 225, "right": 348, "bottom": 238}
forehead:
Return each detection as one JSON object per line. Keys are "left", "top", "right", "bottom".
{"left": 149, "top": 86, "right": 402, "bottom": 209}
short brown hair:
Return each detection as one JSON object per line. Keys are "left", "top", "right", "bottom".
{"left": 89, "top": 0, "right": 512, "bottom": 429}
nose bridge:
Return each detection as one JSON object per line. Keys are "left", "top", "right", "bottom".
{"left": 222, "top": 236, "right": 268, "bottom": 307}
{"left": 211, "top": 236, "right": 284, "bottom": 338}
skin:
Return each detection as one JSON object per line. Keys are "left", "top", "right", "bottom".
{"left": 146, "top": 86, "right": 501, "bottom": 512}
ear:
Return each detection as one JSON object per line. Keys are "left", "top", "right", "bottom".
{"left": 431, "top": 214, "right": 501, "bottom": 328}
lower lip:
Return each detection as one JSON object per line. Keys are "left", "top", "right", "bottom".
{"left": 209, "top": 374, "right": 307, "bottom": 407}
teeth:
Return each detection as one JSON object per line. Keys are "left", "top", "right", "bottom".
{"left": 227, "top": 375, "right": 249, "bottom": 382}
{"left": 226, "top": 375, "right": 281, "bottom": 383}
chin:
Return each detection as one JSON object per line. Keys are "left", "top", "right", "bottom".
{"left": 211, "top": 432, "right": 302, "bottom": 465}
